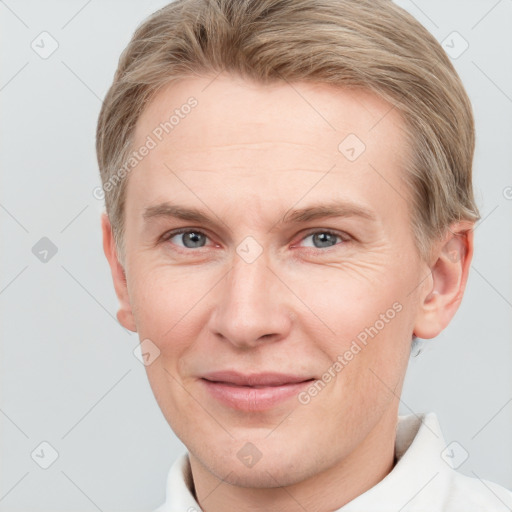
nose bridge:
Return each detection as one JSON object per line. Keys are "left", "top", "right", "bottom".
{"left": 210, "top": 245, "right": 291, "bottom": 347}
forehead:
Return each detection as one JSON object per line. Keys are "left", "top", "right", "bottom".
{"left": 128, "top": 74, "right": 410, "bottom": 224}
{"left": 134, "top": 73, "right": 407, "bottom": 154}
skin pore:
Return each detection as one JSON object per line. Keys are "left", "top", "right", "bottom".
{"left": 102, "top": 73, "right": 474, "bottom": 511}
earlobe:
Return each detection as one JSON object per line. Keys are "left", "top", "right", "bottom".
{"left": 101, "top": 213, "right": 137, "bottom": 332}
{"left": 413, "top": 222, "right": 474, "bottom": 339}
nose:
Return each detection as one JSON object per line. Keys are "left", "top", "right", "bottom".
{"left": 208, "top": 248, "right": 293, "bottom": 349}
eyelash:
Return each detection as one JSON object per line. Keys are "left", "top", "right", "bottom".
{"left": 160, "top": 228, "right": 351, "bottom": 254}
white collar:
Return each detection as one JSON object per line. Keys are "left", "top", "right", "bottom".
{"left": 154, "top": 412, "right": 512, "bottom": 511}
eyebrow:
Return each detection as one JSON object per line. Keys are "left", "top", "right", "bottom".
{"left": 142, "top": 200, "right": 377, "bottom": 228}
{"left": 281, "top": 201, "right": 376, "bottom": 224}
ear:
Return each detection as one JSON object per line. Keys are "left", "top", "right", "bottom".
{"left": 101, "top": 213, "right": 137, "bottom": 332}
{"left": 413, "top": 221, "right": 475, "bottom": 339}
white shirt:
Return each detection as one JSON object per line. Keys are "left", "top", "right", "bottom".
{"left": 154, "top": 412, "right": 512, "bottom": 511}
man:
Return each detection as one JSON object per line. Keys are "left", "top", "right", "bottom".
{"left": 96, "top": 0, "right": 512, "bottom": 510}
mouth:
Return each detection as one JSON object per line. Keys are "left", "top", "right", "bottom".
{"left": 200, "top": 371, "right": 316, "bottom": 411}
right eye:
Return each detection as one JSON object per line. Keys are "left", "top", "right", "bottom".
{"left": 162, "top": 228, "right": 213, "bottom": 250}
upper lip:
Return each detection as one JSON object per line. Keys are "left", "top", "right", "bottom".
{"left": 201, "top": 371, "right": 315, "bottom": 387}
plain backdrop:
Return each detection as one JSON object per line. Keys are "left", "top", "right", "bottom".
{"left": 1, "top": 0, "right": 511, "bottom": 510}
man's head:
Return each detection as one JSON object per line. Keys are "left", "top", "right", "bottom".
{"left": 97, "top": 0, "right": 479, "bottom": 502}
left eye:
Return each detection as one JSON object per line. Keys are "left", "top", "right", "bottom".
{"left": 298, "top": 231, "right": 344, "bottom": 249}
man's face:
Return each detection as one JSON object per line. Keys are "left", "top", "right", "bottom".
{"left": 117, "top": 74, "right": 431, "bottom": 487}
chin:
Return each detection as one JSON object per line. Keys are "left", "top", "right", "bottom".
{"left": 197, "top": 441, "right": 320, "bottom": 489}
{"left": 220, "top": 460, "right": 310, "bottom": 489}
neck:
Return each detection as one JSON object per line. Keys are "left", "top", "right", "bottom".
{"left": 189, "top": 408, "right": 398, "bottom": 512}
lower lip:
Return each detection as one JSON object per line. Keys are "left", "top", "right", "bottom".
{"left": 201, "top": 379, "right": 313, "bottom": 411}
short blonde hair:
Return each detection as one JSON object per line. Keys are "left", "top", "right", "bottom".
{"left": 96, "top": 0, "right": 480, "bottom": 264}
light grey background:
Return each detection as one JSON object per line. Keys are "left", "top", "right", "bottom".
{"left": 1, "top": 0, "right": 511, "bottom": 510}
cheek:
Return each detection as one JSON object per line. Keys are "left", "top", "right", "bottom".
{"left": 291, "top": 261, "right": 403, "bottom": 336}
{"left": 297, "top": 264, "right": 412, "bottom": 394}
{"left": 333, "top": 309, "right": 412, "bottom": 426}
{"left": 132, "top": 267, "right": 205, "bottom": 404}
{"left": 128, "top": 261, "right": 209, "bottom": 340}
